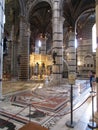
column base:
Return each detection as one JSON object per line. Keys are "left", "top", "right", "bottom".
{"left": 94, "top": 112, "right": 98, "bottom": 124}
{"left": 66, "top": 121, "right": 76, "bottom": 128}
{"left": 88, "top": 121, "right": 98, "bottom": 129}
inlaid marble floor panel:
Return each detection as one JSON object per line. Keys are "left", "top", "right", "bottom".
{"left": 0, "top": 79, "right": 97, "bottom": 130}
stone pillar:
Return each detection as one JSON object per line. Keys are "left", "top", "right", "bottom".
{"left": 18, "top": 16, "right": 30, "bottom": 80}
{"left": 52, "top": 0, "right": 64, "bottom": 82}
{"left": 67, "top": 28, "right": 76, "bottom": 74}
{"left": 96, "top": 0, "right": 98, "bottom": 112}
{"left": 0, "top": 0, "right": 5, "bottom": 99}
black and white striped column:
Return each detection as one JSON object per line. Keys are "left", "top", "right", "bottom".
{"left": 52, "top": 0, "right": 64, "bottom": 81}
{"left": 18, "top": 16, "right": 30, "bottom": 80}
{"left": 96, "top": 0, "right": 98, "bottom": 112}
{"left": 0, "top": 0, "right": 5, "bottom": 99}
{"left": 67, "top": 29, "right": 76, "bottom": 74}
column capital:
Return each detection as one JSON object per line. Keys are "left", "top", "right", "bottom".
{"left": 19, "top": 15, "right": 27, "bottom": 23}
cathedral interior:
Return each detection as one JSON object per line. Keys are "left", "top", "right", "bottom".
{"left": 3, "top": 0, "right": 96, "bottom": 80}
{"left": 0, "top": 0, "right": 98, "bottom": 130}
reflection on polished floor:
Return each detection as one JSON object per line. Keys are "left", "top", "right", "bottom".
{"left": 0, "top": 79, "right": 98, "bottom": 130}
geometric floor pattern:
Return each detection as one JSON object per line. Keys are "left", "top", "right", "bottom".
{"left": 0, "top": 80, "right": 90, "bottom": 130}
{"left": 10, "top": 87, "right": 69, "bottom": 112}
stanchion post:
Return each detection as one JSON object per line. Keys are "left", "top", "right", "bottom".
{"left": 88, "top": 92, "right": 98, "bottom": 129}
{"left": 66, "top": 84, "right": 76, "bottom": 128}
{"left": 71, "top": 84, "right": 73, "bottom": 125}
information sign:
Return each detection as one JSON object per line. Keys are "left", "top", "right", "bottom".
{"left": 68, "top": 73, "right": 76, "bottom": 85}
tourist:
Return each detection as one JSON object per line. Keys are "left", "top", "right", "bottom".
{"left": 89, "top": 71, "right": 96, "bottom": 92}
{"left": 91, "top": 72, "right": 96, "bottom": 92}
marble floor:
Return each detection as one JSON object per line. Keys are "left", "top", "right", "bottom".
{"left": 0, "top": 79, "right": 98, "bottom": 130}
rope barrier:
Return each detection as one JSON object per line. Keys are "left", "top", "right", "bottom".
{"left": 30, "top": 94, "right": 91, "bottom": 117}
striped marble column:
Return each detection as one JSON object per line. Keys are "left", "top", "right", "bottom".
{"left": 18, "top": 16, "right": 30, "bottom": 80}
{"left": 0, "top": 0, "right": 5, "bottom": 99}
{"left": 10, "top": 25, "right": 18, "bottom": 78}
{"left": 67, "top": 29, "right": 76, "bottom": 74}
{"left": 96, "top": 0, "right": 98, "bottom": 112}
{"left": 52, "top": 0, "right": 64, "bottom": 82}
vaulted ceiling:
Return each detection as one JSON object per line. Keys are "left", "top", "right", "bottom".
{"left": 28, "top": 0, "right": 95, "bottom": 44}
{"left": 5, "top": 0, "right": 96, "bottom": 43}
{"left": 63, "top": 0, "right": 95, "bottom": 28}
{"left": 29, "top": 1, "right": 52, "bottom": 41}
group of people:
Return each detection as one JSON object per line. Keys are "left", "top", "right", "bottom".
{"left": 89, "top": 71, "right": 96, "bottom": 92}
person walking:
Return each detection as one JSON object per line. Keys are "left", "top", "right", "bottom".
{"left": 89, "top": 71, "right": 96, "bottom": 92}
